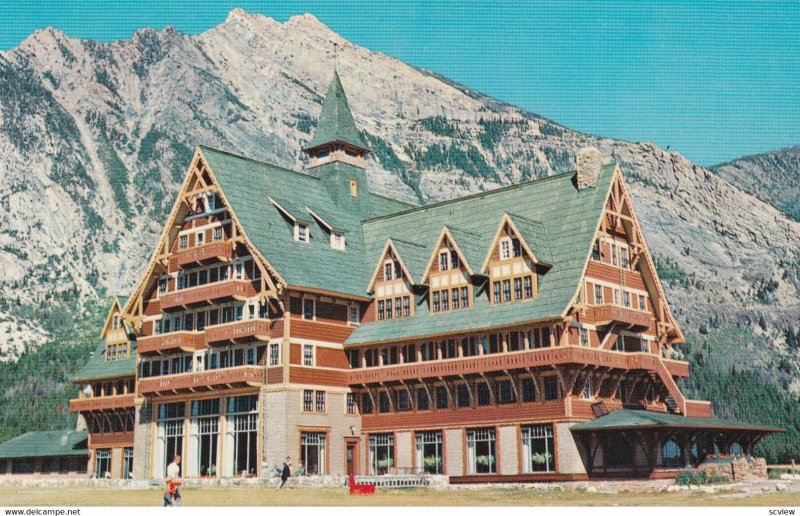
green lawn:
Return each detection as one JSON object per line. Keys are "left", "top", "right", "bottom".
{"left": 0, "top": 485, "right": 798, "bottom": 506}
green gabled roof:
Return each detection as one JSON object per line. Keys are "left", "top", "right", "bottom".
{"left": 71, "top": 339, "right": 137, "bottom": 383}
{"left": 0, "top": 430, "right": 88, "bottom": 459}
{"left": 270, "top": 195, "right": 313, "bottom": 223}
{"left": 346, "top": 165, "right": 616, "bottom": 345}
{"left": 305, "top": 71, "right": 369, "bottom": 151}
{"left": 368, "top": 193, "right": 417, "bottom": 218}
{"left": 446, "top": 225, "right": 487, "bottom": 275}
{"left": 308, "top": 203, "right": 346, "bottom": 232}
{"left": 507, "top": 212, "right": 554, "bottom": 267}
{"left": 389, "top": 238, "right": 429, "bottom": 284}
{"left": 200, "top": 146, "right": 407, "bottom": 298}
{"left": 570, "top": 409, "right": 784, "bottom": 433}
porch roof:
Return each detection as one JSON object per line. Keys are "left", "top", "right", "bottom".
{"left": 570, "top": 409, "right": 784, "bottom": 434}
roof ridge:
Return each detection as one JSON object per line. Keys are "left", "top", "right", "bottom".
{"left": 367, "top": 190, "right": 417, "bottom": 208}
{"left": 362, "top": 169, "right": 589, "bottom": 225}
{"left": 505, "top": 211, "right": 544, "bottom": 225}
{"left": 444, "top": 225, "right": 483, "bottom": 239}
{"left": 199, "top": 145, "right": 321, "bottom": 183}
{"left": 389, "top": 236, "right": 427, "bottom": 248}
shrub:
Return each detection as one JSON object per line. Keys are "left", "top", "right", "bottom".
{"left": 675, "top": 470, "right": 730, "bottom": 486}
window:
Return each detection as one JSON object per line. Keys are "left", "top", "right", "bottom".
{"left": 613, "top": 289, "right": 620, "bottom": 305}
{"left": 377, "top": 300, "right": 385, "bottom": 320}
{"left": 493, "top": 281, "right": 501, "bottom": 303}
{"left": 196, "top": 231, "right": 204, "bottom": 246}
{"left": 303, "top": 390, "right": 313, "bottom": 411}
{"left": 522, "top": 378, "right": 536, "bottom": 402}
{"left": 331, "top": 232, "right": 345, "bottom": 250}
{"left": 315, "top": 391, "right": 325, "bottom": 412}
{"left": 524, "top": 276, "right": 533, "bottom": 298}
{"left": 394, "top": 298, "right": 402, "bottom": 318}
{"left": 158, "top": 277, "right": 168, "bottom": 295}
{"left": 502, "top": 279, "right": 511, "bottom": 302}
{"left": 441, "top": 290, "right": 449, "bottom": 311}
{"left": 521, "top": 425, "right": 555, "bottom": 473}
{"left": 385, "top": 299, "right": 393, "bottom": 319}
{"left": 580, "top": 327, "right": 589, "bottom": 347}
{"left": 347, "top": 393, "right": 356, "bottom": 414}
{"left": 439, "top": 251, "right": 449, "bottom": 271}
{"left": 611, "top": 244, "right": 618, "bottom": 266}
{"left": 349, "top": 305, "right": 360, "bottom": 325}
{"left": 303, "top": 345, "right": 314, "bottom": 366}
{"left": 435, "top": 386, "right": 448, "bottom": 409}
{"left": 379, "top": 391, "right": 390, "bottom": 413}
{"left": 514, "top": 277, "right": 522, "bottom": 299}
{"left": 269, "top": 344, "right": 280, "bottom": 366}
{"left": 368, "top": 434, "right": 394, "bottom": 475}
{"left": 621, "top": 247, "right": 629, "bottom": 269}
{"left": 179, "top": 235, "right": 188, "bottom": 249}
{"left": 384, "top": 262, "right": 393, "bottom": 281}
{"left": 592, "top": 240, "right": 601, "bottom": 261}
{"left": 512, "top": 237, "right": 522, "bottom": 257}
{"left": 461, "top": 287, "right": 469, "bottom": 308}
{"left": 214, "top": 227, "right": 222, "bottom": 241}
{"left": 497, "top": 380, "right": 514, "bottom": 403}
{"left": 543, "top": 376, "right": 559, "bottom": 400}
{"left": 415, "top": 431, "right": 444, "bottom": 474}
{"left": 451, "top": 288, "right": 460, "bottom": 310}
{"left": 432, "top": 291, "right": 440, "bottom": 312}
{"left": 417, "top": 389, "right": 429, "bottom": 411}
{"left": 639, "top": 294, "right": 646, "bottom": 311}
{"left": 190, "top": 398, "right": 220, "bottom": 477}
{"left": 123, "top": 448, "right": 134, "bottom": 479}
{"left": 347, "top": 349, "right": 360, "bottom": 369}
{"left": 94, "top": 449, "right": 111, "bottom": 479}
{"left": 397, "top": 389, "right": 411, "bottom": 411}
{"left": 477, "top": 382, "right": 491, "bottom": 406}
{"left": 583, "top": 377, "right": 593, "bottom": 399}
{"left": 500, "top": 238, "right": 511, "bottom": 260}
{"left": 457, "top": 384, "right": 470, "bottom": 407}
{"left": 303, "top": 298, "right": 315, "bottom": 320}
{"left": 361, "top": 394, "right": 373, "bottom": 414}
{"left": 301, "top": 432, "right": 327, "bottom": 475}
{"left": 450, "top": 250, "right": 459, "bottom": 269}
{"left": 466, "top": 428, "right": 496, "bottom": 474}
{"left": 296, "top": 223, "right": 309, "bottom": 243}
{"left": 402, "top": 296, "right": 410, "bottom": 317}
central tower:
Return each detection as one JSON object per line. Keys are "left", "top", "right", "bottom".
{"left": 303, "top": 71, "right": 371, "bottom": 210}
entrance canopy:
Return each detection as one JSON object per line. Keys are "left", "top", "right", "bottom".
{"left": 571, "top": 409, "right": 783, "bottom": 434}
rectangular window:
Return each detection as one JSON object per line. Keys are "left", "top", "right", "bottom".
{"left": 439, "top": 251, "right": 449, "bottom": 271}
{"left": 583, "top": 377, "right": 593, "bottom": 400}
{"left": 179, "top": 235, "right": 188, "bottom": 249}
{"left": 502, "top": 279, "right": 511, "bottom": 302}
{"left": 580, "top": 328, "right": 589, "bottom": 347}
{"left": 493, "top": 281, "right": 501, "bottom": 303}
{"left": 639, "top": 294, "right": 646, "bottom": 311}
{"left": 402, "top": 296, "right": 410, "bottom": 317}
{"left": 349, "top": 305, "right": 360, "bottom": 324}
{"left": 457, "top": 384, "right": 470, "bottom": 408}
{"left": 377, "top": 300, "right": 385, "bottom": 320}
{"left": 94, "top": 449, "right": 111, "bottom": 479}
{"left": 361, "top": 394, "right": 373, "bottom": 414}
{"left": 300, "top": 432, "right": 327, "bottom": 475}
{"left": 432, "top": 291, "right": 440, "bottom": 312}
{"left": 466, "top": 428, "right": 496, "bottom": 474}
{"left": 615, "top": 335, "right": 624, "bottom": 351}
{"left": 512, "top": 237, "right": 522, "bottom": 257}
{"left": 385, "top": 298, "right": 393, "bottom": 319}
{"left": 514, "top": 277, "right": 523, "bottom": 299}
{"left": 623, "top": 291, "right": 631, "bottom": 308}
{"left": 435, "top": 386, "right": 448, "bottom": 409}
{"left": 303, "top": 390, "right": 313, "bottom": 412}
{"left": 592, "top": 240, "right": 601, "bottom": 261}
{"left": 384, "top": 262, "right": 393, "bottom": 281}
{"left": 296, "top": 223, "right": 308, "bottom": 242}
{"left": 477, "top": 382, "right": 491, "bottom": 406}
{"left": 522, "top": 378, "right": 536, "bottom": 402}
{"left": 500, "top": 239, "right": 511, "bottom": 260}
{"left": 521, "top": 424, "right": 555, "bottom": 473}
{"left": 394, "top": 297, "right": 402, "bottom": 318}
{"left": 595, "top": 284, "right": 603, "bottom": 304}
{"left": 441, "top": 290, "right": 449, "bottom": 311}
{"left": 397, "top": 389, "right": 411, "bottom": 411}
{"left": 332, "top": 232, "right": 345, "bottom": 250}
{"left": 613, "top": 289, "right": 620, "bottom": 305}
{"left": 269, "top": 344, "right": 280, "bottom": 366}
{"left": 417, "top": 389, "right": 429, "bottom": 411}
{"left": 315, "top": 391, "right": 325, "bottom": 412}
{"left": 415, "top": 431, "right": 444, "bottom": 474}
{"left": 498, "top": 380, "right": 514, "bottom": 403}
{"left": 158, "top": 278, "right": 168, "bottom": 295}
{"left": 214, "top": 227, "right": 222, "bottom": 241}
{"left": 303, "top": 344, "right": 314, "bottom": 366}
{"left": 524, "top": 276, "right": 533, "bottom": 298}
{"left": 379, "top": 391, "right": 390, "bottom": 413}
{"left": 611, "top": 244, "right": 618, "bottom": 266}
{"left": 621, "top": 247, "right": 629, "bottom": 269}
{"left": 452, "top": 288, "right": 460, "bottom": 309}
{"left": 458, "top": 288, "right": 467, "bottom": 309}
{"left": 303, "top": 298, "right": 315, "bottom": 320}
{"left": 347, "top": 393, "right": 356, "bottom": 414}
{"left": 368, "top": 434, "right": 395, "bottom": 475}
{"left": 196, "top": 231, "right": 204, "bottom": 246}
{"left": 450, "top": 250, "right": 459, "bottom": 269}
{"left": 543, "top": 376, "right": 559, "bottom": 400}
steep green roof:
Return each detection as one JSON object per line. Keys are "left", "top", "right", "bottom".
{"left": 0, "top": 430, "right": 88, "bottom": 459}
{"left": 305, "top": 71, "right": 369, "bottom": 151}
{"left": 571, "top": 409, "right": 784, "bottom": 433}
{"left": 71, "top": 339, "right": 137, "bottom": 383}
{"left": 201, "top": 146, "right": 409, "bottom": 297}
{"left": 508, "top": 212, "right": 554, "bottom": 267}
{"left": 389, "top": 238, "right": 429, "bottom": 284}
{"left": 444, "top": 226, "right": 486, "bottom": 275}
{"left": 346, "top": 165, "right": 616, "bottom": 345}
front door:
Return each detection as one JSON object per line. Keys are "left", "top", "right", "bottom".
{"left": 346, "top": 441, "right": 357, "bottom": 475}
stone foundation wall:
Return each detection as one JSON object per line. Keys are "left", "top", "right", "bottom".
{"left": 699, "top": 458, "right": 767, "bottom": 481}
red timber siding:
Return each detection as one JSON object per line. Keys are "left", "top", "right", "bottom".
{"left": 315, "top": 301, "right": 348, "bottom": 324}
{"left": 89, "top": 431, "right": 134, "bottom": 448}
{"left": 290, "top": 344, "right": 301, "bottom": 365}
{"left": 290, "top": 320, "right": 354, "bottom": 343}
{"left": 143, "top": 298, "right": 161, "bottom": 317}
{"left": 69, "top": 395, "right": 136, "bottom": 413}
{"left": 586, "top": 262, "right": 646, "bottom": 291}
{"left": 360, "top": 399, "right": 569, "bottom": 432}
{"left": 316, "top": 347, "right": 350, "bottom": 369}
{"left": 266, "top": 367, "right": 283, "bottom": 385}
{"left": 289, "top": 366, "right": 349, "bottom": 387}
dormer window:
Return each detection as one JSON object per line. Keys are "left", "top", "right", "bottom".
{"left": 295, "top": 223, "right": 309, "bottom": 243}
{"left": 331, "top": 232, "right": 345, "bottom": 251}
{"left": 350, "top": 179, "right": 358, "bottom": 197}
{"left": 511, "top": 236, "right": 522, "bottom": 257}
{"left": 500, "top": 238, "right": 512, "bottom": 260}
{"left": 450, "top": 250, "right": 459, "bottom": 269}
{"left": 112, "top": 315, "right": 121, "bottom": 330}
{"left": 439, "top": 251, "right": 449, "bottom": 271}
{"left": 384, "top": 262, "right": 393, "bottom": 281}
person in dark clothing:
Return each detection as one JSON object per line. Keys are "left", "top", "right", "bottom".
{"left": 279, "top": 462, "right": 291, "bottom": 489}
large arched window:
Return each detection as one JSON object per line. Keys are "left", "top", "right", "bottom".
{"left": 662, "top": 439, "right": 683, "bottom": 467}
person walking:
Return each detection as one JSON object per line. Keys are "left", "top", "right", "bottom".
{"left": 163, "top": 455, "right": 183, "bottom": 507}
{"left": 279, "top": 461, "right": 290, "bottom": 489}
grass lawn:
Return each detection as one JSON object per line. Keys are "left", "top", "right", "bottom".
{"left": 0, "top": 485, "right": 799, "bottom": 506}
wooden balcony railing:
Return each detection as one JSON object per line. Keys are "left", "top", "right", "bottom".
{"left": 662, "top": 358, "right": 690, "bottom": 378}
{"left": 349, "top": 347, "right": 679, "bottom": 385}
{"left": 160, "top": 280, "right": 256, "bottom": 310}
{"left": 173, "top": 241, "right": 234, "bottom": 267}
{"left": 137, "top": 331, "right": 206, "bottom": 354}
{"left": 205, "top": 319, "right": 271, "bottom": 345}
{"left": 69, "top": 394, "right": 136, "bottom": 413}
{"left": 138, "top": 366, "right": 265, "bottom": 394}
{"left": 684, "top": 400, "right": 713, "bottom": 418}
{"left": 90, "top": 431, "right": 134, "bottom": 447}
{"left": 587, "top": 304, "right": 652, "bottom": 329}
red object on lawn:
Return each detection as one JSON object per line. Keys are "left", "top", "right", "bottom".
{"left": 348, "top": 474, "right": 376, "bottom": 495}
{"left": 168, "top": 481, "right": 182, "bottom": 494}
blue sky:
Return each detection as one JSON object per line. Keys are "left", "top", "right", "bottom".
{"left": 1, "top": 0, "right": 797, "bottom": 166}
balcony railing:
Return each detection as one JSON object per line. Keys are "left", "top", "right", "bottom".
{"left": 69, "top": 394, "right": 135, "bottom": 413}
{"left": 349, "top": 347, "right": 675, "bottom": 385}
{"left": 587, "top": 304, "right": 652, "bottom": 329}
{"left": 137, "top": 331, "right": 206, "bottom": 354}
{"left": 205, "top": 319, "right": 271, "bottom": 345}
{"left": 138, "top": 366, "right": 266, "bottom": 394}
{"left": 173, "top": 241, "right": 234, "bottom": 267}
{"left": 684, "top": 400, "right": 713, "bottom": 418}
{"left": 160, "top": 280, "right": 256, "bottom": 310}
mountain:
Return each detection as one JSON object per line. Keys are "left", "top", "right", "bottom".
{"left": 711, "top": 145, "right": 800, "bottom": 222}
{"left": 0, "top": 8, "right": 798, "bottom": 458}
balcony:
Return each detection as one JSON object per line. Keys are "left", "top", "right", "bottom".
{"left": 205, "top": 319, "right": 271, "bottom": 345}
{"left": 173, "top": 241, "right": 234, "bottom": 267}
{"left": 160, "top": 280, "right": 256, "bottom": 310}
{"left": 137, "top": 331, "right": 206, "bottom": 354}
{"left": 662, "top": 358, "right": 690, "bottom": 378}
{"left": 138, "top": 366, "right": 265, "bottom": 395}
{"left": 587, "top": 304, "right": 652, "bottom": 329}
{"left": 349, "top": 347, "right": 669, "bottom": 385}
{"left": 69, "top": 394, "right": 136, "bottom": 413}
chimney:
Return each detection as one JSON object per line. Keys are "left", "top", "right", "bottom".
{"left": 576, "top": 147, "right": 604, "bottom": 190}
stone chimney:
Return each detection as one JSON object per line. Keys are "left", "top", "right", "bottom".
{"left": 576, "top": 147, "right": 604, "bottom": 190}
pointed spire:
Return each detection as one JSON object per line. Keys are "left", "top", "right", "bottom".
{"left": 304, "top": 71, "right": 369, "bottom": 152}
